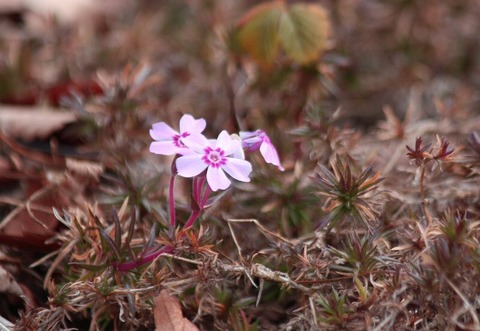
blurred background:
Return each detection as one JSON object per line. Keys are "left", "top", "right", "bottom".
{"left": 1, "top": 0, "right": 479, "bottom": 125}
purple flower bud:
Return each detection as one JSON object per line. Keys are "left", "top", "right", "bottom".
{"left": 240, "top": 130, "right": 284, "bottom": 171}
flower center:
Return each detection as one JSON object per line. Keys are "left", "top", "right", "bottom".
{"left": 203, "top": 147, "right": 227, "bottom": 168}
{"left": 173, "top": 132, "right": 190, "bottom": 148}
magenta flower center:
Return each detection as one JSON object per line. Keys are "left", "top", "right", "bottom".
{"left": 203, "top": 147, "right": 227, "bottom": 168}
{"left": 173, "top": 132, "right": 190, "bottom": 147}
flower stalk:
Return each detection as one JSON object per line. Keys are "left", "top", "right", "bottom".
{"left": 418, "top": 164, "right": 433, "bottom": 225}
{"left": 406, "top": 136, "right": 455, "bottom": 225}
{"left": 168, "top": 172, "right": 177, "bottom": 228}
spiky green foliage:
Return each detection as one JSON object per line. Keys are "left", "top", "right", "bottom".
{"left": 311, "top": 157, "right": 384, "bottom": 231}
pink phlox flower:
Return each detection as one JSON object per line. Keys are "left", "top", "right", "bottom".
{"left": 176, "top": 130, "right": 252, "bottom": 191}
{"left": 240, "top": 130, "right": 284, "bottom": 171}
{"left": 149, "top": 114, "right": 206, "bottom": 156}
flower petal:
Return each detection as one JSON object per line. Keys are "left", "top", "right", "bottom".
{"left": 232, "top": 143, "right": 245, "bottom": 159}
{"left": 239, "top": 130, "right": 261, "bottom": 142}
{"left": 229, "top": 134, "right": 245, "bottom": 159}
{"left": 239, "top": 130, "right": 263, "bottom": 151}
{"left": 222, "top": 158, "right": 252, "bottom": 182}
{"left": 216, "top": 130, "right": 232, "bottom": 147}
{"left": 149, "top": 141, "right": 180, "bottom": 155}
{"left": 216, "top": 130, "right": 241, "bottom": 155}
{"left": 207, "top": 166, "right": 231, "bottom": 191}
{"left": 150, "top": 122, "right": 178, "bottom": 140}
{"left": 182, "top": 133, "right": 210, "bottom": 153}
{"left": 177, "top": 146, "right": 196, "bottom": 156}
{"left": 176, "top": 155, "right": 208, "bottom": 177}
{"left": 260, "top": 142, "right": 284, "bottom": 171}
{"left": 179, "top": 114, "right": 206, "bottom": 134}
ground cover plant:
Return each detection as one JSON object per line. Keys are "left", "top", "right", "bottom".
{"left": 1, "top": 0, "right": 480, "bottom": 330}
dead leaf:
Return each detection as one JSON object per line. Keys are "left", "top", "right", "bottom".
{"left": 0, "top": 0, "right": 24, "bottom": 13}
{"left": 153, "top": 290, "right": 198, "bottom": 331}
{"left": 0, "top": 265, "right": 23, "bottom": 297}
{"left": 66, "top": 158, "right": 104, "bottom": 180}
{"left": 0, "top": 178, "right": 64, "bottom": 252}
{"left": 0, "top": 106, "right": 77, "bottom": 141}
{"left": 23, "top": 0, "right": 128, "bottom": 24}
{"left": 0, "top": 131, "right": 66, "bottom": 167}
{"left": 0, "top": 262, "right": 38, "bottom": 309}
{"left": 23, "top": 0, "right": 96, "bottom": 23}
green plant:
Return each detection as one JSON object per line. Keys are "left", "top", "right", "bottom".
{"left": 311, "top": 157, "right": 384, "bottom": 231}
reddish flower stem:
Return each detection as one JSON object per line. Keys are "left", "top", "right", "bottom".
{"left": 169, "top": 174, "right": 176, "bottom": 228}
{"left": 183, "top": 210, "right": 201, "bottom": 231}
{"left": 192, "top": 177, "right": 198, "bottom": 201}
{"left": 200, "top": 184, "right": 211, "bottom": 210}
{"left": 184, "top": 179, "right": 211, "bottom": 230}
{"left": 116, "top": 245, "right": 174, "bottom": 272}
{"left": 193, "top": 176, "right": 206, "bottom": 202}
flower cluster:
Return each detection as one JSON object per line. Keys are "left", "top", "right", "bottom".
{"left": 150, "top": 114, "right": 284, "bottom": 191}
{"left": 116, "top": 114, "right": 284, "bottom": 271}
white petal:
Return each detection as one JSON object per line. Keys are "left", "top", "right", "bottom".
{"left": 222, "top": 158, "right": 252, "bottom": 182}
{"left": 150, "top": 123, "right": 178, "bottom": 140}
{"left": 179, "top": 114, "right": 206, "bottom": 134}
{"left": 149, "top": 141, "right": 179, "bottom": 155}
{"left": 176, "top": 155, "right": 208, "bottom": 177}
{"left": 216, "top": 130, "right": 241, "bottom": 155}
{"left": 182, "top": 133, "right": 210, "bottom": 153}
{"left": 232, "top": 144, "right": 245, "bottom": 159}
{"left": 207, "top": 166, "right": 231, "bottom": 191}
{"left": 216, "top": 130, "right": 231, "bottom": 147}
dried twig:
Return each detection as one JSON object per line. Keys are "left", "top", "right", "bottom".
{"left": 445, "top": 278, "right": 480, "bottom": 329}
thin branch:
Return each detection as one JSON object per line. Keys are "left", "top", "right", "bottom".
{"left": 226, "top": 218, "right": 292, "bottom": 244}
{"left": 226, "top": 219, "right": 258, "bottom": 288}
{"left": 445, "top": 278, "right": 480, "bottom": 329}
{"left": 219, "top": 262, "right": 310, "bottom": 293}
{"left": 419, "top": 165, "right": 433, "bottom": 225}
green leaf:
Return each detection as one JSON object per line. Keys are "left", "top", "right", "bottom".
{"left": 237, "top": 1, "right": 284, "bottom": 69}
{"left": 278, "top": 4, "right": 330, "bottom": 64}
{"left": 236, "top": 1, "right": 331, "bottom": 68}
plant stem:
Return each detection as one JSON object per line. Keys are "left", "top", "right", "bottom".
{"left": 419, "top": 165, "right": 433, "bottom": 225}
{"left": 184, "top": 177, "right": 210, "bottom": 230}
{"left": 183, "top": 209, "right": 201, "bottom": 231}
{"left": 169, "top": 174, "right": 176, "bottom": 228}
{"left": 193, "top": 176, "right": 206, "bottom": 202}
{"left": 116, "top": 245, "right": 174, "bottom": 272}
{"left": 192, "top": 177, "right": 198, "bottom": 201}
{"left": 200, "top": 184, "right": 211, "bottom": 208}
{"left": 184, "top": 182, "right": 211, "bottom": 230}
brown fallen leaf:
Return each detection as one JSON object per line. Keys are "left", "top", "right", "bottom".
{"left": 0, "top": 131, "right": 66, "bottom": 167}
{"left": 0, "top": 265, "right": 39, "bottom": 309}
{"left": 0, "top": 106, "right": 77, "bottom": 141}
{"left": 0, "top": 265, "right": 23, "bottom": 297}
{"left": 0, "top": 0, "right": 24, "bottom": 13}
{"left": 153, "top": 290, "right": 198, "bottom": 331}
{"left": 66, "top": 158, "right": 104, "bottom": 180}
{"left": 0, "top": 178, "right": 64, "bottom": 252}
{"left": 23, "top": 0, "right": 129, "bottom": 24}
